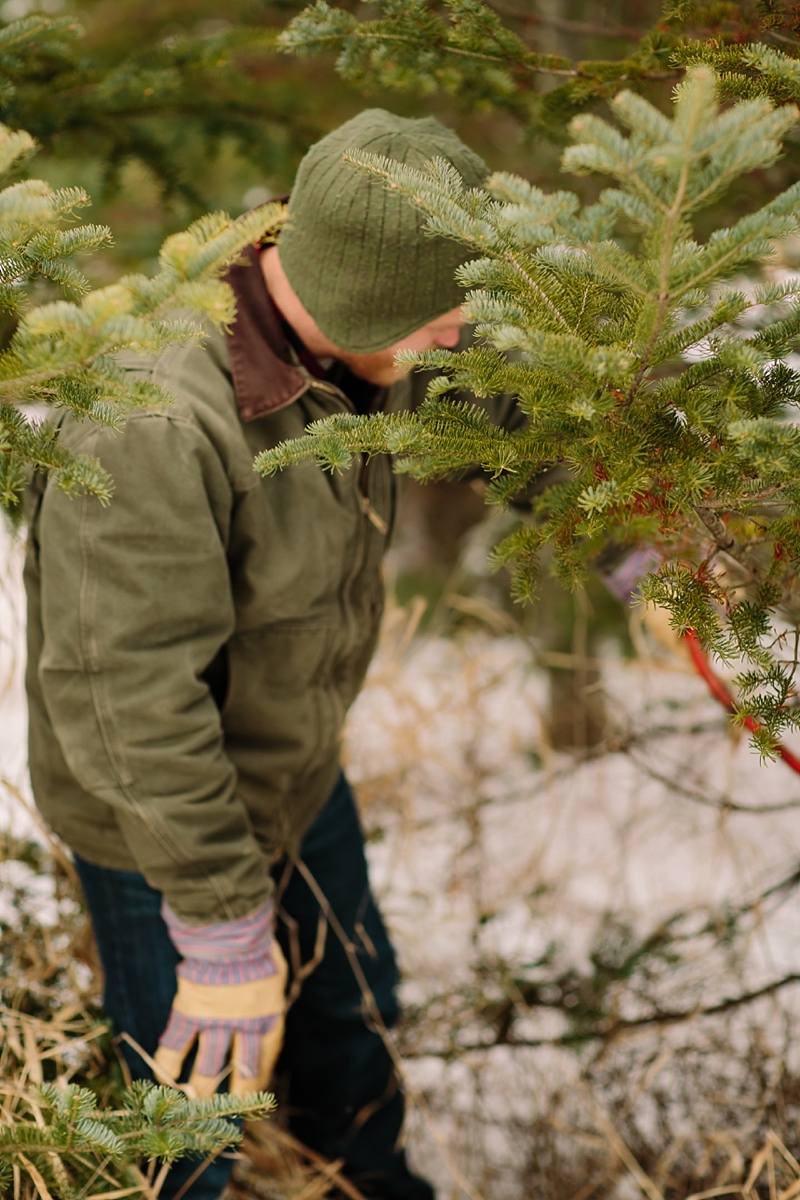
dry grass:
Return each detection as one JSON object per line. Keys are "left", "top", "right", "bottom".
{"left": 0, "top": 837, "right": 361, "bottom": 1200}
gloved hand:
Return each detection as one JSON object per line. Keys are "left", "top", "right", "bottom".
{"left": 154, "top": 898, "right": 288, "bottom": 1097}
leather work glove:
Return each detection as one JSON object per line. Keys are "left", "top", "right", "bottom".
{"left": 154, "top": 898, "right": 288, "bottom": 1097}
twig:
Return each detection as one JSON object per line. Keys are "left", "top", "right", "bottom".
{"left": 286, "top": 1158, "right": 347, "bottom": 1200}
{"left": 0, "top": 777, "right": 79, "bottom": 885}
{"left": 627, "top": 749, "right": 800, "bottom": 813}
{"left": 453, "top": 971, "right": 800, "bottom": 1049}
{"left": 485, "top": 2, "right": 645, "bottom": 40}
{"left": 83, "top": 1187, "right": 143, "bottom": 1200}
{"left": 117, "top": 1034, "right": 196, "bottom": 1099}
{"left": 169, "top": 1148, "right": 226, "bottom": 1200}
{"left": 243, "top": 1127, "right": 371, "bottom": 1200}
{"left": 290, "top": 855, "right": 488, "bottom": 1200}
{"left": 694, "top": 506, "right": 760, "bottom": 582}
{"left": 592, "top": 1108, "right": 664, "bottom": 1200}
{"left": 17, "top": 1154, "right": 55, "bottom": 1200}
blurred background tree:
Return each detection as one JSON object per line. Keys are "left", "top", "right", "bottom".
{"left": 0, "top": 0, "right": 336, "bottom": 275}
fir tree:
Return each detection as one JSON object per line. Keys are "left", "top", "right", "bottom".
{"left": 257, "top": 66, "right": 800, "bottom": 756}
{"left": 0, "top": 1079, "right": 275, "bottom": 1199}
{"left": 0, "top": 114, "right": 283, "bottom": 516}
{"left": 0, "top": 15, "right": 285, "bottom": 518}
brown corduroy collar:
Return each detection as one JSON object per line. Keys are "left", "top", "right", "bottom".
{"left": 223, "top": 244, "right": 309, "bottom": 423}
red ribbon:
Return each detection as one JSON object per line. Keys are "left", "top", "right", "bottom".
{"left": 683, "top": 630, "right": 800, "bottom": 775}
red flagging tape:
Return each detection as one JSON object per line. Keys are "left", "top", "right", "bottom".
{"left": 683, "top": 630, "right": 800, "bottom": 776}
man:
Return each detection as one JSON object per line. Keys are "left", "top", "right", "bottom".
{"left": 24, "top": 110, "right": 519, "bottom": 1200}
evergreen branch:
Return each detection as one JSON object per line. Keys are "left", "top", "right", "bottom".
{"left": 344, "top": 150, "right": 589, "bottom": 332}
{"left": 279, "top": 0, "right": 684, "bottom": 133}
{"left": 630, "top": 68, "right": 712, "bottom": 395}
{"left": 0, "top": 14, "right": 299, "bottom": 215}
{"left": 0, "top": 101, "right": 285, "bottom": 513}
{"left": 278, "top": 0, "right": 577, "bottom": 80}
{"left": 694, "top": 504, "right": 759, "bottom": 581}
{"left": 445, "top": 969, "right": 800, "bottom": 1052}
{"left": 650, "top": 291, "right": 749, "bottom": 364}
{"left": 499, "top": 251, "right": 573, "bottom": 332}
{"left": 3, "top": 1080, "right": 276, "bottom": 1200}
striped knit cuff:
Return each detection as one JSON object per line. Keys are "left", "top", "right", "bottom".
{"left": 177, "top": 949, "right": 279, "bottom": 985}
{"left": 162, "top": 898, "right": 278, "bottom": 986}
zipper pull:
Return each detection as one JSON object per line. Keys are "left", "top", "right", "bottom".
{"left": 360, "top": 493, "right": 389, "bottom": 535}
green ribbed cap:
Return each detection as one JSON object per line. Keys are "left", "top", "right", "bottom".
{"left": 278, "top": 109, "right": 488, "bottom": 354}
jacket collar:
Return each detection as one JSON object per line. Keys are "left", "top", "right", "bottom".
{"left": 223, "top": 244, "right": 309, "bottom": 423}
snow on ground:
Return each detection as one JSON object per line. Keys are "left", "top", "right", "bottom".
{"left": 347, "top": 612, "right": 800, "bottom": 986}
{"left": 0, "top": 527, "right": 32, "bottom": 836}
{"left": 344, "top": 606, "right": 800, "bottom": 1194}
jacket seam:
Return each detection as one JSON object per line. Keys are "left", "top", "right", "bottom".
{"left": 78, "top": 496, "right": 134, "bottom": 787}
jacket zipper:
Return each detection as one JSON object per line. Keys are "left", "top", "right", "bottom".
{"left": 305, "top": 374, "right": 390, "bottom": 672}
{"left": 306, "top": 375, "right": 390, "bottom": 533}
{"left": 359, "top": 461, "right": 389, "bottom": 534}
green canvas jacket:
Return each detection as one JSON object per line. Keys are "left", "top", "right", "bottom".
{"left": 24, "top": 246, "right": 521, "bottom": 923}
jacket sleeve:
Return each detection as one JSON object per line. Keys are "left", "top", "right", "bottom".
{"left": 35, "top": 403, "right": 272, "bottom": 924}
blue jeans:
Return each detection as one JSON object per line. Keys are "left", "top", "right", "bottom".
{"left": 75, "top": 774, "right": 433, "bottom": 1200}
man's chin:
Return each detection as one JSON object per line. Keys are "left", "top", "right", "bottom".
{"left": 345, "top": 359, "right": 411, "bottom": 388}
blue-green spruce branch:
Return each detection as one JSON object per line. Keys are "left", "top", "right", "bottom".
{"left": 0, "top": 1080, "right": 275, "bottom": 1200}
